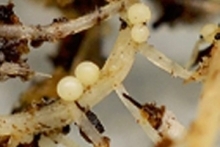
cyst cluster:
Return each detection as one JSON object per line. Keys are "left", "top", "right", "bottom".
{"left": 57, "top": 3, "right": 153, "bottom": 101}
{"left": 127, "top": 3, "right": 151, "bottom": 43}
{"left": 57, "top": 61, "right": 100, "bottom": 101}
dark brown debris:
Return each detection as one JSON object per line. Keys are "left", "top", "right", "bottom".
{"left": 86, "top": 110, "right": 105, "bottom": 134}
{"left": 0, "top": 3, "right": 17, "bottom": 24}
{"left": 214, "top": 32, "right": 220, "bottom": 40}
{"left": 30, "top": 40, "right": 44, "bottom": 48}
{"left": 155, "top": 137, "right": 173, "bottom": 147}
{"left": 0, "top": 136, "right": 10, "bottom": 147}
{"left": 17, "top": 134, "right": 41, "bottom": 147}
{"left": 191, "top": 44, "right": 213, "bottom": 68}
{"left": 53, "top": 17, "right": 69, "bottom": 23}
{"left": 62, "top": 125, "right": 71, "bottom": 135}
{"left": 119, "top": 17, "right": 128, "bottom": 30}
{"left": 141, "top": 103, "right": 165, "bottom": 130}
{"left": 75, "top": 101, "right": 105, "bottom": 134}
{"left": 0, "top": 38, "right": 29, "bottom": 63}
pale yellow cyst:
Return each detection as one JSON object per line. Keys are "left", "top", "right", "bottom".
{"left": 57, "top": 76, "right": 83, "bottom": 101}
{"left": 75, "top": 61, "right": 100, "bottom": 86}
{"left": 200, "top": 23, "right": 218, "bottom": 43}
{"left": 127, "top": 3, "right": 151, "bottom": 25}
{"left": 131, "top": 24, "right": 149, "bottom": 43}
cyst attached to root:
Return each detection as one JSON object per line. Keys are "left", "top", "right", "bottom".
{"left": 127, "top": 3, "right": 151, "bottom": 25}
{"left": 57, "top": 76, "right": 84, "bottom": 101}
{"left": 131, "top": 24, "right": 149, "bottom": 43}
{"left": 75, "top": 61, "right": 100, "bottom": 86}
{"left": 200, "top": 23, "right": 218, "bottom": 43}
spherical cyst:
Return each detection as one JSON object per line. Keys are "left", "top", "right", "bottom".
{"left": 57, "top": 76, "right": 83, "bottom": 101}
{"left": 127, "top": 3, "right": 151, "bottom": 25}
{"left": 200, "top": 23, "right": 218, "bottom": 43}
{"left": 131, "top": 24, "right": 149, "bottom": 43}
{"left": 75, "top": 61, "right": 100, "bottom": 86}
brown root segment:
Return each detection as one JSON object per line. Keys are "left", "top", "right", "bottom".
{"left": 183, "top": 42, "right": 220, "bottom": 147}
{"left": 0, "top": 3, "right": 33, "bottom": 81}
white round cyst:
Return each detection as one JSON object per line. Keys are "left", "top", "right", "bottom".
{"left": 200, "top": 23, "right": 218, "bottom": 43}
{"left": 127, "top": 3, "right": 151, "bottom": 25}
{"left": 131, "top": 24, "right": 149, "bottom": 43}
{"left": 57, "top": 76, "right": 83, "bottom": 101}
{"left": 75, "top": 61, "right": 100, "bottom": 86}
